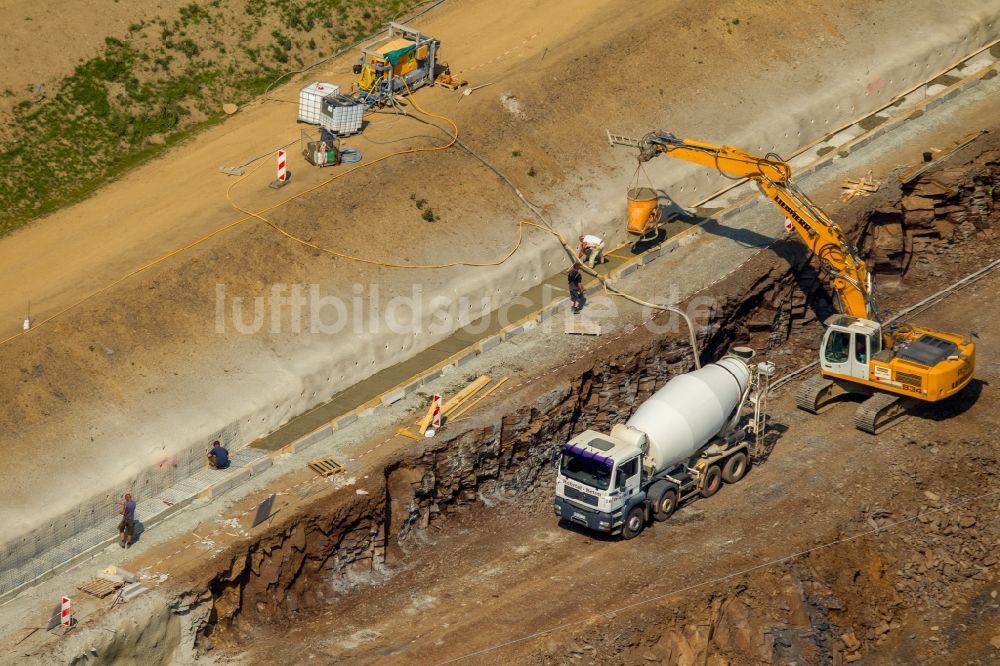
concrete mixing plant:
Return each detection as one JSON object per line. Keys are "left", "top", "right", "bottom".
{"left": 555, "top": 349, "right": 774, "bottom": 538}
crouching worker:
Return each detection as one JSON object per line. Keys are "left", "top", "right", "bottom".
{"left": 208, "top": 440, "right": 230, "bottom": 469}
{"left": 578, "top": 234, "right": 606, "bottom": 268}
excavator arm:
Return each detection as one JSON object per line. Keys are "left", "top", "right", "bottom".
{"left": 636, "top": 131, "right": 877, "bottom": 321}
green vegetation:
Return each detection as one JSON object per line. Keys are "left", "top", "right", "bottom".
{"left": 421, "top": 207, "right": 435, "bottom": 222}
{"left": 0, "top": 0, "right": 420, "bottom": 236}
{"left": 527, "top": 166, "right": 536, "bottom": 177}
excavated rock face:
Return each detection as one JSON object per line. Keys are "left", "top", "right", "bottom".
{"left": 863, "top": 149, "right": 999, "bottom": 276}
{"left": 535, "top": 433, "right": 1000, "bottom": 666}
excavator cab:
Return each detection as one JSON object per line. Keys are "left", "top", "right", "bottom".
{"left": 819, "top": 315, "right": 882, "bottom": 382}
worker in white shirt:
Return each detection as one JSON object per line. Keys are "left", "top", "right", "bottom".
{"left": 578, "top": 234, "right": 606, "bottom": 268}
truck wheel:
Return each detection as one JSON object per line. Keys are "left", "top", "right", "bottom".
{"left": 647, "top": 481, "right": 677, "bottom": 522}
{"left": 652, "top": 488, "right": 678, "bottom": 522}
{"left": 700, "top": 464, "right": 723, "bottom": 498}
{"left": 622, "top": 505, "right": 645, "bottom": 539}
{"left": 722, "top": 452, "right": 749, "bottom": 484}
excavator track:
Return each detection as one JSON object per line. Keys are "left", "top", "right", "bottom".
{"left": 854, "top": 391, "right": 910, "bottom": 434}
{"left": 795, "top": 375, "right": 844, "bottom": 413}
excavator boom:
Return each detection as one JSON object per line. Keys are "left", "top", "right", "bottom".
{"left": 611, "top": 129, "right": 975, "bottom": 432}
{"left": 636, "top": 131, "right": 877, "bottom": 320}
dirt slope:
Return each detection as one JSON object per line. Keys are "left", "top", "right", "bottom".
{"left": 7, "top": 93, "right": 1000, "bottom": 665}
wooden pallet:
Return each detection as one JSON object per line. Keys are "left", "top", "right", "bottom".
{"left": 308, "top": 457, "right": 345, "bottom": 477}
{"left": 79, "top": 578, "right": 122, "bottom": 599}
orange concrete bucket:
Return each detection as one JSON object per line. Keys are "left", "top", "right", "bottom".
{"left": 626, "top": 187, "right": 657, "bottom": 234}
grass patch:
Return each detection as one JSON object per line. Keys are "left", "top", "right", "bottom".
{"left": 0, "top": 0, "right": 421, "bottom": 235}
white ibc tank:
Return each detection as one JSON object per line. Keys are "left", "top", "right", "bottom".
{"left": 298, "top": 82, "right": 340, "bottom": 124}
{"left": 624, "top": 356, "right": 751, "bottom": 472}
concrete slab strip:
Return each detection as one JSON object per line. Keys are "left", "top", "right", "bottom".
{"left": 379, "top": 388, "right": 407, "bottom": 406}
{"left": 502, "top": 325, "right": 524, "bottom": 340}
{"left": 200, "top": 467, "right": 252, "bottom": 499}
{"left": 477, "top": 335, "right": 502, "bottom": 353}
{"left": 249, "top": 456, "right": 273, "bottom": 476}
{"left": 420, "top": 368, "right": 443, "bottom": 384}
{"left": 332, "top": 412, "right": 358, "bottom": 429}
{"left": 291, "top": 425, "right": 334, "bottom": 452}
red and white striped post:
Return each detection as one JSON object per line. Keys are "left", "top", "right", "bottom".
{"left": 61, "top": 596, "right": 72, "bottom": 628}
{"left": 276, "top": 149, "right": 287, "bottom": 182}
{"left": 269, "top": 148, "right": 292, "bottom": 189}
{"left": 431, "top": 394, "right": 443, "bottom": 428}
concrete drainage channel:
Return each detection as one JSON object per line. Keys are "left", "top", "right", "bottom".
{"left": 2, "top": 42, "right": 1000, "bottom": 605}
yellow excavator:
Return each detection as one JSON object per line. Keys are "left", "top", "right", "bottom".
{"left": 610, "top": 130, "right": 975, "bottom": 433}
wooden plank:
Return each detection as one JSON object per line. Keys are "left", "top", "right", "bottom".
{"left": 450, "top": 378, "right": 510, "bottom": 420}
{"left": 397, "top": 428, "right": 423, "bottom": 441}
{"left": 441, "top": 375, "right": 491, "bottom": 417}
{"left": 417, "top": 399, "right": 438, "bottom": 434}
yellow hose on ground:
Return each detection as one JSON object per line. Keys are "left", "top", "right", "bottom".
{"left": 225, "top": 85, "right": 531, "bottom": 269}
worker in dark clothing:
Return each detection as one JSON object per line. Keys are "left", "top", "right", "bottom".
{"left": 208, "top": 440, "right": 230, "bottom": 469}
{"left": 118, "top": 493, "right": 136, "bottom": 549}
{"left": 568, "top": 262, "right": 585, "bottom": 314}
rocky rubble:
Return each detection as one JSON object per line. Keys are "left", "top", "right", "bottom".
{"left": 864, "top": 149, "right": 998, "bottom": 276}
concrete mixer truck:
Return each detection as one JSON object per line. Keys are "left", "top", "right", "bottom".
{"left": 554, "top": 349, "right": 773, "bottom": 539}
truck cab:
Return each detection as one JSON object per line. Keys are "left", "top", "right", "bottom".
{"left": 554, "top": 431, "right": 644, "bottom": 536}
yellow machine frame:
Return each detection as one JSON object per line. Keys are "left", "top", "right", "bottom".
{"left": 353, "top": 23, "right": 438, "bottom": 106}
